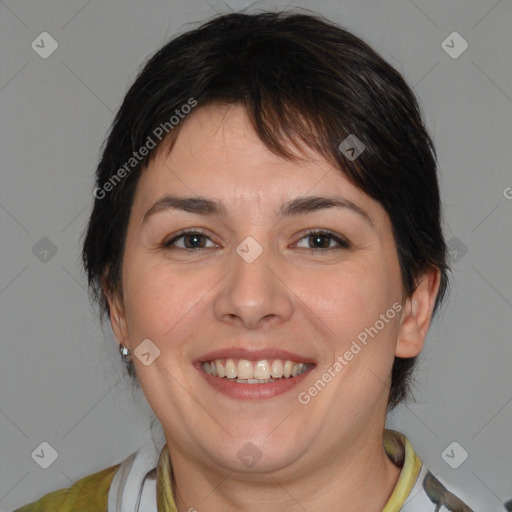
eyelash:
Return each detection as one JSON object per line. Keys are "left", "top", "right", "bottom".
{"left": 162, "top": 229, "right": 350, "bottom": 253}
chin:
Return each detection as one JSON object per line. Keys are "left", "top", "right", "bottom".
{"left": 208, "top": 433, "right": 307, "bottom": 475}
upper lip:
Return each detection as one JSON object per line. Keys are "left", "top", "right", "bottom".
{"left": 195, "top": 348, "right": 316, "bottom": 365}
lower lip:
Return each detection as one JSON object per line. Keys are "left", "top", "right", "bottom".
{"left": 196, "top": 365, "right": 314, "bottom": 400}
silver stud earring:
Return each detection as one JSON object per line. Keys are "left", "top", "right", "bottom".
{"left": 120, "top": 344, "right": 132, "bottom": 364}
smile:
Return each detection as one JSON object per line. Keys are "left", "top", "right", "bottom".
{"left": 197, "top": 358, "right": 315, "bottom": 399}
{"left": 201, "top": 358, "right": 312, "bottom": 382}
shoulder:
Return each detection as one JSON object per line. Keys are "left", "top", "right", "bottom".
{"left": 12, "top": 463, "right": 119, "bottom": 512}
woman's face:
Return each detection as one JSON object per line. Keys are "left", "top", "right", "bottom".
{"left": 110, "top": 103, "right": 434, "bottom": 476}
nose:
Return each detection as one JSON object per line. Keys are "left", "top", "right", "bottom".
{"left": 213, "top": 238, "right": 294, "bottom": 330}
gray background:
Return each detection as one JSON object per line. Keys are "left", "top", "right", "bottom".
{"left": 1, "top": 0, "right": 511, "bottom": 510}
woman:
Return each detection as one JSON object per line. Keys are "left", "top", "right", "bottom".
{"left": 14, "top": 10, "right": 476, "bottom": 512}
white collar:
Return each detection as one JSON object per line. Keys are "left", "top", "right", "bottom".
{"left": 108, "top": 441, "right": 161, "bottom": 512}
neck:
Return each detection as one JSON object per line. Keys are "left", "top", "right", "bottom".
{"left": 165, "top": 428, "right": 401, "bottom": 512}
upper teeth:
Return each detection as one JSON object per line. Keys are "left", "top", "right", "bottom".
{"left": 201, "top": 359, "right": 310, "bottom": 380}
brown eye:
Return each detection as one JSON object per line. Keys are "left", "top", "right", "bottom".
{"left": 296, "top": 230, "right": 350, "bottom": 252}
{"left": 163, "top": 230, "right": 216, "bottom": 250}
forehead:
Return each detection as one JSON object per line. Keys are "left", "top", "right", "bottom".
{"left": 134, "top": 104, "right": 386, "bottom": 226}
{"left": 152, "top": 104, "right": 331, "bottom": 187}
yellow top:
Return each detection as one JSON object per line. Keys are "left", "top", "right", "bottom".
{"left": 12, "top": 429, "right": 473, "bottom": 512}
{"left": 12, "top": 462, "right": 118, "bottom": 512}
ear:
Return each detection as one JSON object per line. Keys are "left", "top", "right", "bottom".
{"left": 395, "top": 268, "right": 441, "bottom": 358}
{"left": 101, "top": 274, "right": 129, "bottom": 347}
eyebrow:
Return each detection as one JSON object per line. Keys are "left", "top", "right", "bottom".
{"left": 142, "top": 194, "right": 374, "bottom": 228}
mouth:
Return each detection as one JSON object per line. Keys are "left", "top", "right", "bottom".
{"left": 195, "top": 353, "right": 316, "bottom": 400}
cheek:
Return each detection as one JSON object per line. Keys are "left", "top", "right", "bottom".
{"left": 320, "top": 262, "right": 387, "bottom": 316}
{"left": 122, "top": 260, "right": 197, "bottom": 339}
{"left": 308, "top": 260, "right": 400, "bottom": 352}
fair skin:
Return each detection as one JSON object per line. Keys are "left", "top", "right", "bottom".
{"left": 108, "top": 103, "right": 440, "bottom": 511}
